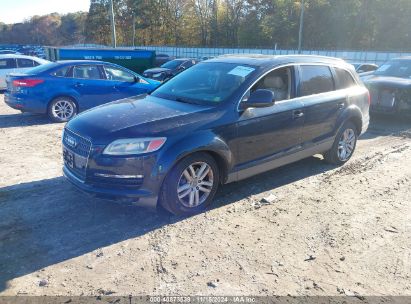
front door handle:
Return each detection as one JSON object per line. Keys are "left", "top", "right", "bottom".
{"left": 74, "top": 83, "right": 84, "bottom": 88}
{"left": 338, "top": 102, "right": 345, "bottom": 109}
{"left": 293, "top": 110, "right": 304, "bottom": 119}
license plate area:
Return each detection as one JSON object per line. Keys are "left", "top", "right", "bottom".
{"left": 63, "top": 147, "right": 87, "bottom": 171}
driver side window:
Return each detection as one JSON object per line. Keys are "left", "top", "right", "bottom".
{"left": 104, "top": 65, "right": 135, "bottom": 82}
{"left": 242, "top": 66, "right": 292, "bottom": 103}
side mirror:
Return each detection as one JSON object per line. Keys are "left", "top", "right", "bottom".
{"left": 134, "top": 76, "right": 139, "bottom": 82}
{"left": 244, "top": 89, "right": 275, "bottom": 108}
{"left": 178, "top": 66, "right": 186, "bottom": 71}
{"left": 358, "top": 69, "right": 365, "bottom": 73}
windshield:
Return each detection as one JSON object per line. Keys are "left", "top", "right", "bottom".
{"left": 151, "top": 62, "right": 256, "bottom": 105}
{"left": 26, "top": 62, "right": 58, "bottom": 74}
{"left": 161, "top": 60, "right": 185, "bottom": 69}
{"left": 374, "top": 60, "right": 411, "bottom": 78}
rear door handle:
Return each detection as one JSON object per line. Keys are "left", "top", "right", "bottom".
{"left": 74, "top": 83, "right": 84, "bottom": 88}
{"left": 293, "top": 110, "right": 304, "bottom": 119}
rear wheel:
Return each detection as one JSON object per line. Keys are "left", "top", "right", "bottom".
{"left": 324, "top": 121, "right": 358, "bottom": 165}
{"left": 160, "top": 153, "right": 219, "bottom": 216}
{"left": 48, "top": 97, "right": 77, "bottom": 122}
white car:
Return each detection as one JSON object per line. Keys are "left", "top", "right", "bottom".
{"left": 0, "top": 54, "right": 49, "bottom": 90}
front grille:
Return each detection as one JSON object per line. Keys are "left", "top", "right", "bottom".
{"left": 63, "top": 128, "right": 92, "bottom": 180}
{"left": 63, "top": 128, "right": 91, "bottom": 157}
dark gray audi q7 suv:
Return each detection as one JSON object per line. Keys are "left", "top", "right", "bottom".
{"left": 63, "top": 55, "right": 370, "bottom": 215}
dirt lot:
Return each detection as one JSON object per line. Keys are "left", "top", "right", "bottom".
{"left": 0, "top": 93, "right": 410, "bottom": 297}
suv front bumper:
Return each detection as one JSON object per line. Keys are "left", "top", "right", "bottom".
{"left": 63, "top": 165, "right": 159, "bottom": 208}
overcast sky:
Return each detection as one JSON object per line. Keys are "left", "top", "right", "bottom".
{"left": 0, "top": 0, "right": 90, "bottom": 24}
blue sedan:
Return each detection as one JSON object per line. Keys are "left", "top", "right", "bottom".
{"left": 4, "top": 60, "right": 160, "bottom": 122}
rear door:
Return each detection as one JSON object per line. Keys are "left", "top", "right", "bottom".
{"left": 0, "top": 58, "right": 17, "bottom": 89}
{"left": 297, "top": 65, "right": 345, "bottom": 146}
{"left": 70, "top": 64, "right": 113, "bottom": 109}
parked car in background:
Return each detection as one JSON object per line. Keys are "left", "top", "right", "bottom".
{"left": 62, "top": 55, "right": 369, "bottom": 215}
{"left": 0, "top": 50, "right": 20, "bottom": 55}
{"left": 363, "top": 57, "right": 411, "bottom": 115}
{"left": 143, "top": 58, "right": 198, "bottom": 82}
{"left": 154, "top": 53, "right": 174, "bottom": 66}
{"left": 352, "top": 63, "right": 379, "bottom": 74}
{"left": 0, "top": 54, "right": 49, "bottom": 90}
{"left": 4, "top": 60, "right": 160, "bottom": 122}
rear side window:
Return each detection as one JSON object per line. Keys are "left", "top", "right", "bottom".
{"left": 299, "top": 65, "right": 334, "bottom": 96}
{"left": 73, "top": 65, "right": 102, "bottom": 80}
{"left": 334, "top": 68, "right": 356, "bottom": 89}
{"left": 17, "top": 58, "right": 35, "bottom": 68}
{"left": 0, "top": 58, "right": 16, "bottom": 69}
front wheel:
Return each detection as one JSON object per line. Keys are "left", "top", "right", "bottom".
{"left": 160, "top": 153, "right": 220, "bottom": 216}
{"left": 48, "top": 97, "right": 77, "bottom": 122}
{"left": 324, "top": 121, "right": 358, "bottom": 165}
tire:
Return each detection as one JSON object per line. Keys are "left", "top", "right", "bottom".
{"left": 324, "top": 121, "right": 358, "bottom": 165}
{"left": 48, "top": 97, "right": 77, "bottom": 123}
{"left": 160, "top": 152, "right": 220, "bottom": 216}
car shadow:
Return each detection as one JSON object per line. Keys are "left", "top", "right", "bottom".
{"left": 0, "top": 155, "right": 334, "bottom": 293}
{"left": 0, "top": 113, "right": 54, "bottom": 128}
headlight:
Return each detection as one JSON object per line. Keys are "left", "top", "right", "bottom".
{"left": 153, "top": 72, "right": 163, "bottom": 78}
{"left": 103, "top": 137, "right": 166, "bottom": 155}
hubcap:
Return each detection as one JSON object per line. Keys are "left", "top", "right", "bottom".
{"left": 52, "top": 100, "right": 74, "bottom": 120}
{"left": 177, "top": 162, "right": 214, "bottom": 208}
{"left": 338, "top": 128, "right": 356, "bottom": 161}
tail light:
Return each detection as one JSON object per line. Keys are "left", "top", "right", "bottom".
{"left": 366, "top": 90, "right": 371, "bottom": 105}
{"left": 12, "top": 79, "right": 44, "bottom": 87}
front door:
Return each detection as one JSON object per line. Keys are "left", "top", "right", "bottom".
{"left": 103, "top": 65, "right": 150, "bottom": 100}
{"left": 234, "top": 66, "right": 305, "bottom": 178}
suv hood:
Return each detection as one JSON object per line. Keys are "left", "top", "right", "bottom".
{"left": 66, "top": 95, "right": 221, "bottom": 144}
{"left": 364, "top": 75, "right": 411, "bottom": 89}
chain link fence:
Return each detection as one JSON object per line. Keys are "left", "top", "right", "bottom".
{"left": 136, "top": 45, "right": 411, "bottom": 65}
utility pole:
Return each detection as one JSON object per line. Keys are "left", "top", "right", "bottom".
{"left": 109, "top": 0, "right": 117, "bottom": 48}
{"left": 132, "top": 14, "right": 136, "bottom": 47}
{"left": 298, "top": 0, "right": 305, "bottom": 54}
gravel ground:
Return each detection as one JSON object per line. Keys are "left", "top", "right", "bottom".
{"left": 0, "top": 94, "right": 410, "bottom": 296}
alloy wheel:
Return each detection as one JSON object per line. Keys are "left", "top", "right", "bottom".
{"left": 177, "top": 161, "right": 214, "bottom": 208}
{"left": 338, "top": 128, "right": 356, "bottom": 161}
{"left": 52, "top": 100, "right": 74, "bottom": 120}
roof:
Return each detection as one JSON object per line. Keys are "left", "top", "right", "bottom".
{"left": 56, "top": 60, "right": 108, "bottom": 64}
{"left": 207, "top": 54, "right": 347, "bottom": 67}
{"left": 0, "top": 54, "right": 49, "bottom": 63}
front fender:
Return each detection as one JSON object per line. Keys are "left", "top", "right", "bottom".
{"left": 155, "top": 131, "right": 233, "bottom": 183}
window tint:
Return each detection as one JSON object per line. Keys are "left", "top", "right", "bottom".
{"left": 17, "top": 58, "right": 35, "bottom": 68}
{"left": 52, "top": 66, "right": 70, "bottom": 77}
{"left": 0, "top": 58, "right": 16, "bottom": 69}
{"left": 335, "top": 68, "right": 356, "bottom": 89}
{"left": 104, "top": 66, "right": 135, "bottom": 82}
{"left": 73, "top": 65, "right": 102, "bottom": 79}
{"left": 299, "top": 65, "right": 334, "bottom": 96}
{"left": 246, "top": 66, "right": 292, "bottom": 102}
